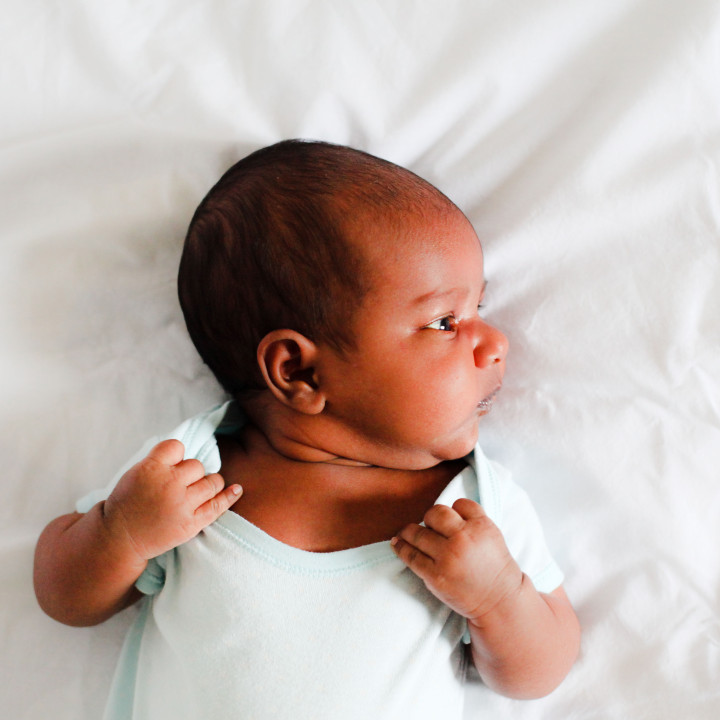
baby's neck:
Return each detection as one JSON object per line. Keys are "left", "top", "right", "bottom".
{"left": 217, "top": 425, "right": 466, "bottom": 552}
{"left": 230, "top": 422, "right": 459, "bottom": 483}
{"left": 259, "top": 429, "right": 375, "bottom": 468}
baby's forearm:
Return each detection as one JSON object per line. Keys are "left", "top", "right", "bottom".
{"left": 33, "top": 503, "right": 147, "bottom": 627}
{"left": 467, "top": 579, "right": 580, "bottom": 699}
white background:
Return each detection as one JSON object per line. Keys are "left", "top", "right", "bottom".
{"left": 2, "top": 1, "right": 719, "bottom": 717}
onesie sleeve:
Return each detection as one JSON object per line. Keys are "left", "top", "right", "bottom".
{"left": 74, "top": 436, "right": 168, "bottom": 594}
{"left": 135, "top": 553, "right": 168, "bottom": 596}
{"left": 74, "top": 435, "right": 160, "bottom": 514}
{"left": 488, "top": 459, "right": 564, "bottom": 594}
{"left": 74, "top": 402, "right": 230, "bottom": 514}
{"left": 462, "top": 449, "right": 565, "bottom": 644}
{"left": 473, "top": 449, "right": 564, "bottom": 594}
{"left": 74, "top": 403, "right": 232, "bottom": 599}
{"left": 75, "top": 442, "right": 168, "bottom": 595}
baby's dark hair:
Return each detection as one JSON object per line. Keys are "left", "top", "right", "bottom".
{"left": 178, "top": 139, "right": 454, "bottom": 398}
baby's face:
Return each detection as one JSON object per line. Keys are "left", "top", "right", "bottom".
{"left": 316, "top": 208, "right": 509, "bottom": 469}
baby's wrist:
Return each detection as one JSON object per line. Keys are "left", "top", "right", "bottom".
{"left": 96, "top": 500, "right": 150, "bottom": 569}
{"left": 466, "top": 569, "right": 527, "bottom": 631}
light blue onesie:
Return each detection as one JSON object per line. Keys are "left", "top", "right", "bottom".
{"left": 77, "top": 402, "right": 564, "bottom": 720}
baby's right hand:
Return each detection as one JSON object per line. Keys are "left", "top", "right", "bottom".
{"left": 102, "top": 440, "right": 242, "bottom": 562}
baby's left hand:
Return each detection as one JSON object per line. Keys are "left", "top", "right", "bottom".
{"left": 392, "top": 499, "right": 523, "bottom": 622}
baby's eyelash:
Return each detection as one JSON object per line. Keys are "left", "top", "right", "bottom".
{"left": 425, "top": 300, "right": 486, "bottom": 332}
{"left": 425, "top": 314, "right": 459, "bottom": 332}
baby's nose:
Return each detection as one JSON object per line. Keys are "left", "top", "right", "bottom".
{"left": 473, "top": 322, "right": 509, "bottom": 368}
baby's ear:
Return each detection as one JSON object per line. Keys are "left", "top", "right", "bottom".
{"left": 256, "top": 330, "right": 325, "bottom": 415}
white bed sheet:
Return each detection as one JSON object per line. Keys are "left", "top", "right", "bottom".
{"left": 2, "top": 1, "right": 719, "bottom": 718}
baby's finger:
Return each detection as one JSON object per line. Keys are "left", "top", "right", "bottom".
{"left": 187, "top": 472, "right": 226, "bottom": 505}
{"left": 451, "top": 498, "right": 487, "bottom": 521}
{"left": 194, "top": 484, "right": 243, "bottom": 526}
{"left": 390, "top": 535, "right": 435, "bottom": 579}
{"left": 173, "top": 458, "right": 207, "bottom": 486}
{"left": 395, "top": 523, "right": 446, "bottom": 558}
{"left": 423, "top": 504, "right": 466, "bottom": 538}
{"left": 146, "top": 439, "right": 186, "bottom": 466}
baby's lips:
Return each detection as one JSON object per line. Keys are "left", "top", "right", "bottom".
{"left": 479, "top": 385, "right": 501, "bottom": 405}
{"left": 476, "top": 384, "right": 502, "bottom": 412}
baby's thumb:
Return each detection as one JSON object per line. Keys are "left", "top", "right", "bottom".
{"left": 146, "top": 439, "right": 186, "bottom": 466}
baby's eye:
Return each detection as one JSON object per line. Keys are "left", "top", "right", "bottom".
{"left": 425, "top": 314, "right": 459, "bottom": 332}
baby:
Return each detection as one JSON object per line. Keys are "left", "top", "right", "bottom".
{"left": 34, "top": 140, "right": 580, "bottom": 719}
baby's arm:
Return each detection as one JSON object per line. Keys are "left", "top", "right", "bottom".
{"left": 34, "top": 440, "right": 242, "bottom": 627}
{"left": 392, "top": 499, "right": 580, "bottom": 699}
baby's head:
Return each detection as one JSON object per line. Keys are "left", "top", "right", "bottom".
{"left": 179, "top": 140, "right": 508, "bottom": 465}
{"left": 179, "top": 139, "right": 456, "bottom": 399}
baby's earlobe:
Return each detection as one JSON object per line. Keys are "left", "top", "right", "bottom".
{"left": 291, "top": 384, "right": 326, "bottom": 415}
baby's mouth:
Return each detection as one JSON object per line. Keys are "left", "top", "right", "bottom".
{"left": 477, "top": 387, "right": 501, "bottom": 413}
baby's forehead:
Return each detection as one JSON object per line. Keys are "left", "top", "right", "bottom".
{"left": 346, "top": 196, "right": 469, "bottom": 252}
{"left": 347, "top": 202, "right": 481, "bottom": 287}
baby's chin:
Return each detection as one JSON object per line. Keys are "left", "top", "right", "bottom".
{"left": 370, "top": 441, "right": 476, "bottom": 471}
{"left": 349, "top": 423, "right": 481, "bottom": 470}
{"left": 429, "top": 425, "right": 480, "bottom": 464}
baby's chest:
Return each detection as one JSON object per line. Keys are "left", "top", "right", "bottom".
{"left": 227, "top": 491, "right": 424, "bottom": 552}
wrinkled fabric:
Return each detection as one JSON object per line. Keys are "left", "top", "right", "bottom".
{"left": 4, "top": 1, "right": 720, "bottom": 718}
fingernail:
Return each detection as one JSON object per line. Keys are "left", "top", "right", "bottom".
{"left": 232, "top": 485, "right": 243, "bottom": 496}
{"left": 390, "top": 536, "right": 398, "bottom": 546}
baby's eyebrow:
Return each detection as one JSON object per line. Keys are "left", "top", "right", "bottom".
{"left": 413, "top": 279, "right": 487, "bottom": 306}
{"left": 412, "top": 288, "right": 458, "bottom": 305}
